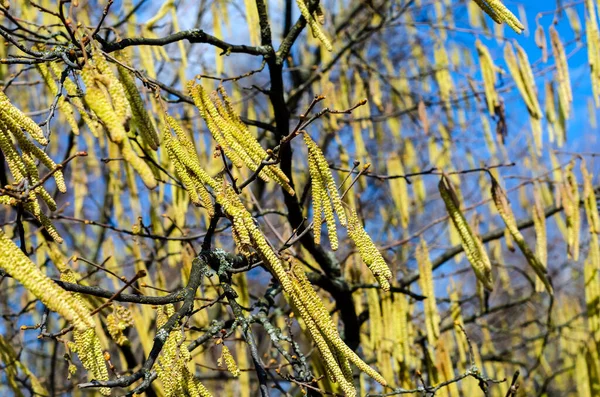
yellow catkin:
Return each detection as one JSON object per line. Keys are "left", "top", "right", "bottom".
{"left": 91, "top": 48, "right": 132, "bottom": 123}
{"left": 490, "top": 177, "right": 553, "bottom": 294}
{"left": 586, "top": 0, "right": 600, "bottom": 107}
{"left": 0, "top": 230, "right": 94, "bottom": 330}
{"left": 119, "top": 139, "right": 157, "bottom": 189}
{"left": 50, "top": 62, "right": 101, "bottom": 137}
{"left": 81, "top": 60, "right": 127, "bottom": 143}
{"left": 416, "top": 239, "right": 440, "bottom": 347}
{"left": 305, "top": 133, "right": 346, "bottom": 226}
{"left": 0, "top": 91, "right": 47, "bottom": 145}
{"left": 532, "top": 184, "right": 548, "bottom": 293}
{"left": 117, "top": 64, "right": 160, "bottom": 150}
{"left": 347, "top": 209, "right": 393, "bottom": 291}
{"left": 308, "top": 151, "right": 324, "bottom": 245}
{"left": 216, "top": 86, "right": 292, "bottom": 193}
{"left": 295, "top": 0, "right": 333, "bottom": 51}
{"left": 219, "top": 345, "right": 240, "bottom": 377}
{"left": 564, "top": 163, "right": 581, "bottom": 261}
{"left": 215, "top": 183, "right": 293, "bottom": 292}
{"left": 289, "top": 265, "right": 387, "bottom": 387}
{"left": 473, "top": 0, "right": 525, "bottom": 33}
{"left": 387, "top": 154, "right": 410, "bottom": 228}
{"left": 71, "top": 328, "right": 110, "bottom": 395}
{"left": 438, "top": 176, "right": 494, "bottom": 290}
{"left": 476, "top": 40, "right": 499, "bottom": 116}
{"left": 549, "top": 26, "right": 573, "bottom": 119}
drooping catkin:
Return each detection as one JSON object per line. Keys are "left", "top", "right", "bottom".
{"left": 117, "top": 64, "right": 160, "bottom": 150}
{"left": 347, "top": 209, "right": 393, "bottom": 291}
{"left": 564, "top": 163, "right": 581, "bottom": 261}
{"left": 473, "top": 0, "right": 525, "bottom": 33}
{"left": 490, "top": 177, "right": 553, "bottom": 294}
{"left": 81, "top": 55, "right": 127, "bottom": 143}
{"left": 387, "top": 154, "right": 410, "bottom": 229}
{"left": 549, "top": 26, "right": 573, "bottom": 119}
{"left": 304, "top": 133, "right": 346, "bottom": 250}
{"left": 532, "top": 184, "right": 548, "bottom": 293}
{"left": 416, "top": 239, "right": 440, "bottom": 347}
{"left": 295, "top": 0, "right": 333, "bottom": 51}
{"left": 476, "top": 40, "right": 499, "bottom": 116}
{"left": 0, "top": 230, "right": 94, "bottom": 331}
{"left": 288, "top": 264, "right": 388, "bottom": 388}
{"left": 439, "top": 175, "right": 494, "bottom": 290}
{"left": 218, "top": 345, "right": 240, "bottom": 377}
{"left": 586, "top": 0, "right": 600, "bottom": 107}
{"left": 504, "top": 41, "right": 544, "bottom": 154}
{"left": 188, "top": 81, "right": 294, "bottom": 194}
{"left": 71, "top": 328, "right": 110, "bottom": 396}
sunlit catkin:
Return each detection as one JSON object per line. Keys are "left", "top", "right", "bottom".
{"left": 473, "top": 0, "right": 525, "bottom": 33}
{"left": 304, "top": 133, "right": 346, "bottom": 249}
{"left": 117, "top": 64, "right": 160, "bottom": 150}
{"left": 490, "top": 177, "right": 553, "bottom": 294}
{"left": 564, "top": 163, "right": 581, "bottom": 261}
{"left": 549, "top": 26, "right": 573, "bottom": 119}
{"left": 71, "top": 328, "right": 110, "bottom": 395}
{"left": 347, "top": 209, "right": 393, "bottom": 291}
{"left": 416, "top": 239, "right": 440, "bottom": 346}
{"left": 295, "top": 0, "right": 333, "bottom": 51}
{"left": 476, "top": 40, "right": 499, "bottom": 116}
{"left": 532, "top": 184, "right": 548, "bottom": 293}
{"left": 0, "top": 230, "right": 94, "bottom": 331}
{"left": 439, "top": 175, "right": 494, "bottom": 290}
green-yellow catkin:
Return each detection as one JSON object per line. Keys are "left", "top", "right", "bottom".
{"left": 434, "top": 41, "right": 453, "bottom": 103}
{"left": 0, "top": 230, "right": 94, "bottom": 331}
{"left": 438, "top": 175, "right": 494, "bottom": 290}
{"left": 490, "top": 177, "right": 553, "bottom": 294}
{"left": 0, "top": 91, "right": 47, "bottom": 145}
{"left": 347, "top": 209, "right": 393, "bottom": 291}
{"left": 91, "top": 48, "right": 132, "bottom": 123}
{"left": 295, "top": 0, "right": 333, "bottom": 51}
{"left": 215, "top": 183, "right": 293, "bottom": 293}
{"left": 476, "top": 40, "right": 499, "bottom": 116}
{"left": 308, "top": 151, "right": 324, "bottom": 245}
{"left": 303, "top": 133, "right": 347, "bottom": 250}
{"left": 289, "top": 264, "right": 387, "bottom": 389}
{"left": 117, "top": 64, "right": 160, "bottom": 150}
{"left": 387, "top": 154, "right": 410, "bottom": 228}
{"left": 564, "top": 163, "right": 581, "bottom": 261}
{"left": 416, "top": 239, "right": 440, "bottom": 347}
{"left": 549, "top": 26, "right": 573, "bottom": 119}
{"left": 586, "top": 0, "right": 600, "bottom": 107}
{"left": 505, "top": 41, "right": 544, "bottom": 154}
{"left": 219, "top": 345, "right": 240, "bottom": 377}
{"left": 71, "top": 328, "right": 110, "bottom": 396}
{"left": 473, "top": 0, "right": 525, "bottom": 33}
{"left": 50, "top": 62, "right": 102, "bottom": 137}
{"left": 81, "top": 59, "right": 128, "bottom": 143}
{"left": 216, "top": 86, "right": 293, "bottom": 194}
{"left": 119, "top": 139, "right": 157, "bottom": 189}
{"left": 532, "top": 185, "right": 548, "bottom": 293}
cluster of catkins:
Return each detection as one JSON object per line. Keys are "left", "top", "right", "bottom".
{"left": 0, "top": 91, "right": 66, "bottom": 242}
{"left": 154, "top": 305, "right": 213, "bottom": 397}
